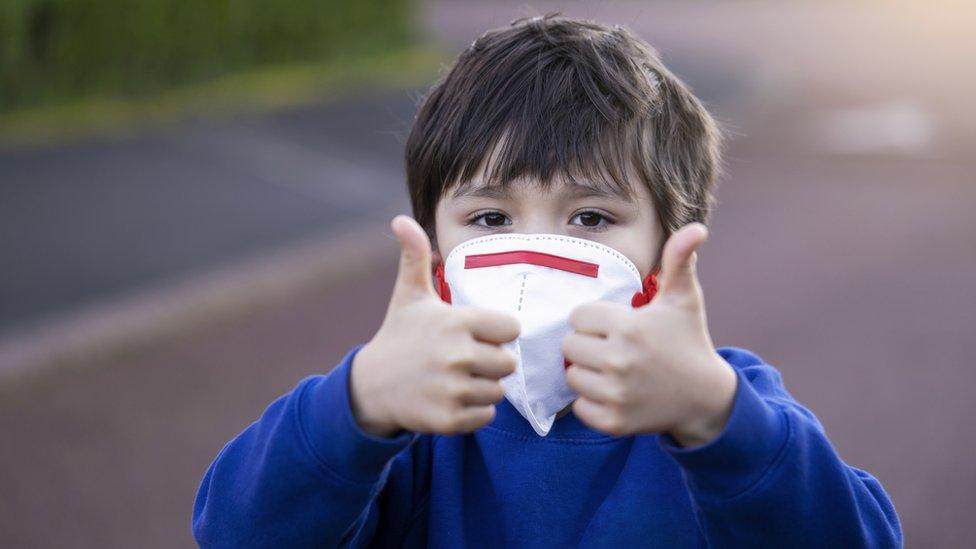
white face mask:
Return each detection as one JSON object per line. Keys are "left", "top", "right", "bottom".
{"left": 437, "top": 234, "right": 655, "bottom": 437}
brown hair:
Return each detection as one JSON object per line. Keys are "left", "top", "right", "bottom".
{"left": 405, "top": 13, "right": 722, "bottom": 247}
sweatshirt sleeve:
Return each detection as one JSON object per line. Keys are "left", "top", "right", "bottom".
{"left": 192, "top": 344, "right": 420, "bottom": 548}
{"left": 658, "top": 347, "right": 902, "bottom": 548}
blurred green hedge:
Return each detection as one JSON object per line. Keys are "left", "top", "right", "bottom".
{"left": 0, "top": 0, "right": 414, "bottom": 111}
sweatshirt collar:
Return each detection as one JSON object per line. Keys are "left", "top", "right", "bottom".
{"left": 487, "top": 397, "right": 616, "bottom": 440}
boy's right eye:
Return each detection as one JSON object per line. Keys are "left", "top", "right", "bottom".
{"left": 470, "top": 211, "right": 512, "bottom": 228}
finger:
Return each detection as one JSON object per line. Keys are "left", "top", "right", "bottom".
{"left": 453, "top": 404, "right": 497, "bottom": 433}
{"left": 572, "top": 397, "right": 627, "bottom": 436}
{"left": 565, "top": 365, "right": 617, "bottom": 404}
{"left": 390, "top": 215, "right": 436, "bottom": 302}
{"left": 568, "top": 300, "right": 631, "bottom": 337}
{"left": 457, "top": 378, "right": 506, "bottom": 406}
{"left": 458, "top": 307, "right": 521, "bottom": 344}
{"left": 561, "top": 332, "right": 609, "bottom": 372}
{"left": 658, "top": 222, "right": 708, "bottom": 297}
{"left": 466, "top": 343, "right": 518, "bottom": 379}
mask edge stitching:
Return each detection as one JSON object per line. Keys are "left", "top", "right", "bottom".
{"left": 444, "top": 234, "right": 640, "bottom": 278}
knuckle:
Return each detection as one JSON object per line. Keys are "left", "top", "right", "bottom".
{"left": 449, "top": 380, "right": 473, "bottom": 402}
{"left": 603, "top": 352, "right": 631, "bottom": 373}
{"left": 448, "top": 348, "right": 476, "bottom": 370}
{"left": 431, "top": 345, "right": 454, "bottom": 369}
{"left": 456, "top": 387, "right": 475, "bottom": 403}
{"left": 606, "top": 385, "right": 628, "bottom": 406}
{"left": 432, "top": 377, "right": 452, "bottom": 399}
{"left": 617, "top": 321, "right": 641, "bottom": 341}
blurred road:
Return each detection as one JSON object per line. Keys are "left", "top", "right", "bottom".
{"left": 1, "top": 1, "right": 974, "bottom": 547}
{"left": 0, "top": 90, "right": 415, "bottom": 332}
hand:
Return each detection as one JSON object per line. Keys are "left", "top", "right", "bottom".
{"left": 349, "top": 215, "right": 520, "bottom": 437}
{"left": 561, "top": 223, "right": 737, "bottom": 446}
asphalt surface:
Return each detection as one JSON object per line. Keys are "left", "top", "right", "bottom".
{"left": 1, "top": 1, "right": 975, "bottom": 547}
{"left": 0, "top": 89, "right": 417, "bottom": 332}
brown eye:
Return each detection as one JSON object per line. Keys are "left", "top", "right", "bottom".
{"left": 471, "top": 211, "right": 511, "bottom": 228}
{"left": 579, "top": 212, "right": 601, "bottom": 226}
{"left": 484, "top": 213, "right": 507, "bottom": 226}
{"left": 572, "top": 211, "right": 607, "bottom": 228}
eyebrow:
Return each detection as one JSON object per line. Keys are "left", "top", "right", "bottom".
{"left": 451, "top": 180, "right": 630, "bottom": 201}
{"left": 451, "top": 181, "right": 509, "bottom": 199}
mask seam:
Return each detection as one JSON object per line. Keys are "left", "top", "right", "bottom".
{"left": 511, "top": 271, "right": 556, "bottom": 436}
{"left": 516, "top": 273, "right": 526, "bottom": 311}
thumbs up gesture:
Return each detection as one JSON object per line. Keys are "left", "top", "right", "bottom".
{"left": 562, "top": 223, "right": 738, "bottom": 446}
{"left": 349, "top": 215, "right": 521, "bottom": 437}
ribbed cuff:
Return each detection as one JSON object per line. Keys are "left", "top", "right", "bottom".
{"left": 660, "top": 366, "right": 788, "bottom": 500}
{"left": 299, "top": 344, "right": 416, "bottom": 484}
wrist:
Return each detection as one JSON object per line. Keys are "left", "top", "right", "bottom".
{"left": 349, "top": 342, "right": 401, "bottom": 438}
{"left": 668, "top": 352, "right": 738, "bottom": 448}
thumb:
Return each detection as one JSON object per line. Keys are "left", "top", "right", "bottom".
{"left": 390, "top": 215, "right": 436, "bottom": 302}
{"left": 658, "top": 222, "right": 708, "bottom": 297}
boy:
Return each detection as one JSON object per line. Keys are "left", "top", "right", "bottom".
{"left": 193, "top": 15, "right": 901, "bottom": 547}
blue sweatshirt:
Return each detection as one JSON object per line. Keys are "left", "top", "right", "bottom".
{"left": 192, "top": 344, "right": 901, "bottom": 547}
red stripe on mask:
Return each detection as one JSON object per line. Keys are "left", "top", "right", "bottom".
{"left": 464, "top": 250, "right": 599, "bottom": 278}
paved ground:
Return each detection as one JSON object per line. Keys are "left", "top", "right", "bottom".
{"left": 0, "top": 89, "right": 416, "bottom": 332}
{"left": 1, "top": 1, "right": 974, "bottom": 547}
{"left": 0, "top": 256, "right": 401, "bottom": 548}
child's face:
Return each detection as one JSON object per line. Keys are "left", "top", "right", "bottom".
{"left": 433, "top": 177, "right": 664, "bottom": 279}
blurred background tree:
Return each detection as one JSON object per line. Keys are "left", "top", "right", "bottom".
{"left": 0, "top": 0, "right": 414, "bottom": 111}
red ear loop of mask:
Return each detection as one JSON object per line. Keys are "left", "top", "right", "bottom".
{"left": 432, "top": 262, "right": 659, "bottom": 370}
{"left": 434, "top": 263, "right": 452, "bottom": 304}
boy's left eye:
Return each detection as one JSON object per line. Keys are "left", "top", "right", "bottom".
{"left": 570, "top": 211, "right": 611, "bottom": 229}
